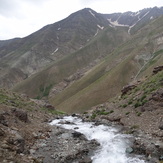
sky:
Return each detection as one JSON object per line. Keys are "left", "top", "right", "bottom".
{"left": 0, "top": 0, "right": 163, "bottom": 40}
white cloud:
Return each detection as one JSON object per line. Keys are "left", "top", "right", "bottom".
{"left": 0, "top": 0, "right": 163, "bottom": 40}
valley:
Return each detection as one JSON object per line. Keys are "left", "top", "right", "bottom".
{"left": 0, "top": 6, "right": 163, "bottom": 163}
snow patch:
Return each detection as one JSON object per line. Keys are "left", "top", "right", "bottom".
{"left": 51, "top": 48, "right": 59, "bottom": 55}
{"left": 128, "top": 11, "right": 150, "bottom": 34}
{"left": 108, "top": 19, "right": 129, "bottom": 27}
{"left": 58, "top": 28, "right": 61, "bottom": 30}
{"left": 94, "top": 29, "right": 99, "bottom": 37}
{"left": 79, "top": 46, "right": 83, "bottom": 49}
{"left": 97, "top": 24, "right": 104, "bottom": 30}
{"left": 109, "top": 24, "right": 115, "bottom": 28}
{"left": 150, "top": 16, "right": 153, "bottom": 20}
{"left": 134, "top": 11, "right": 140, "bottom": 16}
{"left": 89, "top": 10, "right": 96, "bottom": 18}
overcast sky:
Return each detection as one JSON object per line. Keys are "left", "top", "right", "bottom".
{"left": 0, "top": 0, "right": 163, "bottom": 40}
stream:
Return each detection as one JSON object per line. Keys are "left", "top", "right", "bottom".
{"left": 50, "top": 116, "right": 146, "bottom": 163}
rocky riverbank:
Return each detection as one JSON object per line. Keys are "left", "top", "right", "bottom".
{"left": 0, "top": 69, "right": 163, "bottom": 163}
{"left": 32, "top": 123, "right": 99, "bottom": 163}
{"left": 80, "top": 71, "right": 163, "bottom": 162}
{"left": 0, "top": 89, "right": 98, "bottom": 163}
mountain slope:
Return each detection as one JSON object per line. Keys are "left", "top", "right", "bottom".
{"left": 13, "top": 26, "right": 130, "bottom": 98}
{"left": 49, "top": 15, "right": 163, "bottom": 113}
{"left": 1, "top": 7, "right": 163, "bottom": 114}
{"left": 1, "top": 7, "right": 163, "bottom": 90}
{"left": 0, "top": 8, "right": 109, "bottom": 88}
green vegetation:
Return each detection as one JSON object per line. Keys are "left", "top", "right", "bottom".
{"left": 91, "top": 113, "right": 97, "bottom": 119}
{"left": 40, "top": 107, "right": 65, "bottom": 115}
{"left": 118, "top": 68, "right": 162, "bottom": 109}
{"left": 136, "top": 112, "right": 142, "bottom": 116}
{"left": 125, "top": 112, "right": 130, "bottom": 115}
{"left": 0, "top": 89, "right": 65, "bottom": 116}
{"left": 131, "top": 125, "right": 139, "bottom": 129}
{"left": 91, "top": 109, "right": 114, "bottom": 118}
{"left": 122, "top": 104, "right": 128, "bottom": 108}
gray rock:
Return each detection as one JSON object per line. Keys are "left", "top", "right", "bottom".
{"left": 8, "top": 132, "right": 26, "bottom": 154}
{"left": 0, "top": 127, "right": 5, "bottom": 136}
{"left": 0, "top": 114, "right": 8, "bottom": 126}
{"left": 61, "top": 133, "right": 72, "bottom": 139}
{"left": 79, "top": 157, "right": 92, "bottom": 163}
{"left": 30, "top": 149, "right": 36, "bottom": 154}
{"left": 126, "top": 147, "right": 134, "bottom": 154}
{"left": 72, "top": 131, "right": 83, "bottom": 138}
{"left": 39, "top": 143, "right": 47, "bottom": 148}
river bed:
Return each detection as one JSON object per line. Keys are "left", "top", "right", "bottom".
{"left": 50, "top": 116, "right": 146, "bottom": 163}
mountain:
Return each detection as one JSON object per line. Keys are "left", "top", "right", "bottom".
{"left": 12, "top": 25, "right": 130, "bottom": 98}
{"left": 1, "top": 7, "right": 163, "bottom": 162}
{"left": 0, "top": 8, "right": 109, "bottom": 88}
{"left": 0, "top": 7, "right": 163, "bottom": 114}
{"left": 104, "top": 6, "right": 163, "bottom": 34}
{"left": 48, "top": 15, "right": 163, "bottom": 113}
{"left": 1, "top": 7, "right": 163, "bottom": 89}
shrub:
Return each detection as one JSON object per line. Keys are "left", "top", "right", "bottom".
{"left": 134, "top": 102, "right": 141, "bottom": 108}
{"left": 122, "top": 104, "right": 127, "bottom": 108}
{"left": 109, "top": 110, "right": 114, "bottom": 114}
{"left": 91, "top": 113, "right": 97, "bottom": 119}
{"left": 128, "top": 101, "right": 133, "bottom": 105}
{"left": 125, "top": 112, "right": 130, "bottom": 115}
{"left": 140, "top": 95, "right": 147, "bottom": 101}
{"left": 136, "top": 112, "right": 142, "bottom": 116}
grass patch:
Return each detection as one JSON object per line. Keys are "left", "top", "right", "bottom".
{"left": 37, "top": 84, "right": 53, "bottom": 99}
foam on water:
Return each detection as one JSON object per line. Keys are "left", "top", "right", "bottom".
{"left": 50, "top": 116, "right": 146, "bottom": 163}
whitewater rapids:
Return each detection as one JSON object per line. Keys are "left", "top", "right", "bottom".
{"left": 50, "top": 116, "right": 146, "bottom": 163}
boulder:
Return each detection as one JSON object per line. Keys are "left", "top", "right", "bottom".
{"left": 14, "top": 133, "right": 25, "bottom": 153}
{"left": 79, "top": 157, "right": 92, "bottom": 163}
{"left": 151, "top": 89, "right": 163, "bottom": 102}
{"left": 44, "top": 104, "right": 55, "bottom": 110}
{"left": 11, "top": 108, "right": 28, "bottom": 123}
{"left": 0, "top": 127, "right": 5, "bottom": 136}
{"left": 153, "top": 66, "right": 163, "bottom": 74}
{"left": 126, "top": 147, "right": 134, "bottom": 154}
{"left": 121, "top": 84, "right": 136, "bottom": 96}
{"left": 72, "top": 131, "right": 87, "bottom": 140}
{"left": 0, "top": 113, "right": 8, "bottom": 126}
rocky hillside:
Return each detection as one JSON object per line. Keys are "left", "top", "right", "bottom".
{"left": 0, "top": 88, "right": 101, "bottom": 163}
{"left": 0, "top": 88, "right": 59, "bottom": 162}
